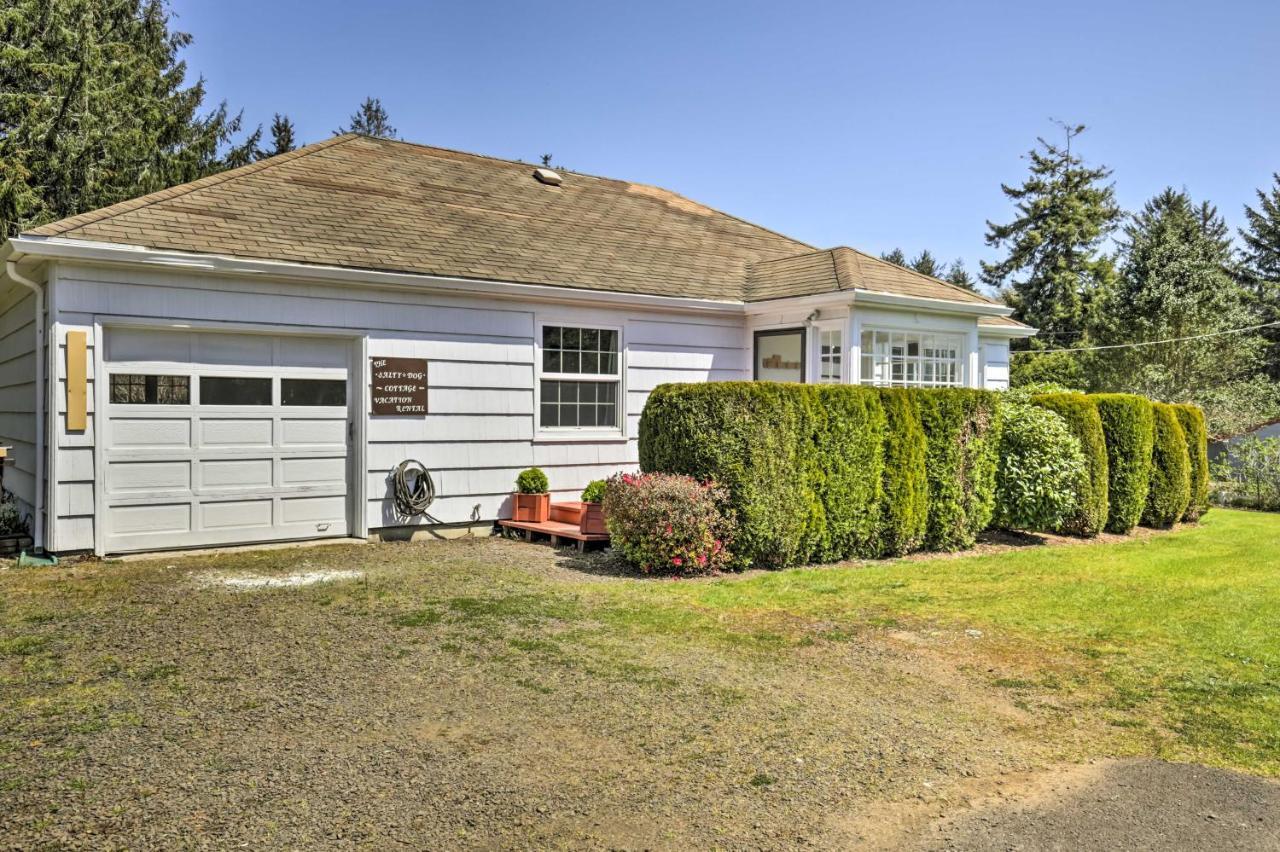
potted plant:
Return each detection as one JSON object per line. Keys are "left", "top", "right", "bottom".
{"left": 579, "top": 479, "right": 608, "bottom": 535}
{"left": 512, "top": 467, "right": 551, "bottom": 523}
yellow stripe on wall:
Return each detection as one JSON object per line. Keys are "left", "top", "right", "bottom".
{"left": 66, "top": 331, "right": 87, "bottom": 432}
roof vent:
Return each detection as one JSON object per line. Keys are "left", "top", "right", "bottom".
{"left": 533, "top": 167, "right": 563, "bottom": 186}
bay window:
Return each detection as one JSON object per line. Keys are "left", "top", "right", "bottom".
{"left": 538, "top": 324, "right": 621, "bottom": 430}
{"left": 859, "top": 329, "right": 964, "bottom": 388}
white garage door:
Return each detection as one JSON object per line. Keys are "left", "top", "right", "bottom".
{"left": 102, "top": 328, "right": 353, "bottom": 553}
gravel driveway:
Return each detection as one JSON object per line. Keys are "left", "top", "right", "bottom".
{"left": 1, "top": 537, "right": 1274, "bottom": 849}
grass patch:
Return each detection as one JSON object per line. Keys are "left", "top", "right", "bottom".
{"left": 605, "top": 509, "right": 1280, "bottom": 774}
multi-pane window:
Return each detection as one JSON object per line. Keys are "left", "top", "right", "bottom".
{"left": 859, "top": 330, "right": 964, "bottom": 388}
{"left": 539, "top": 325, "right": 621, "bottom": 430}
{"left": 110, "top": 374, "right": 189, "bottom": 405}
{"left": 818, "top": 329, "right": 842, "bottom": 384}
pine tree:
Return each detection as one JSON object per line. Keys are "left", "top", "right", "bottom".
{"left": 908, "top": 249, "right": 944, "bottom": 278}
{"left": 336, "top": 97, "right": 396, "bottom": 139}
{"left": 1240, "top": 174, "right": 1280, "bottom": 378}
{"left": 1097, "top": 187, "right": 1266, "bottom": 428}
{"left": 945, "top": 260, "right": 978, "bottom": 292}
{"left": 981, "top": 124, "right": 1122, "bottom": 346}
{"left": 880, "top": 248, "right": 908, "bottom": 267}
{"left": 260, "top": 113, "right": 298, "bottom": 158}
{"left": 0, "top": 0, "right": 258, "bottom": 236}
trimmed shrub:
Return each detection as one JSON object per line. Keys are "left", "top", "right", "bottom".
{"left": 915, "top": 389, "right": 1002, "bottom": 551}
{"left": 1171, "top": 404, "right": 1210, "bottom": 522}
{"left": 639, "top": 382, "right": 817, "bottom": 568}
{"left": 1144, "top": 402, "right": 1192, "bottom": 527}
{"left": 1091, "top": 394, "right": 1155, "bottom": 534}
{"left": 1031, "top": 393, "right": 1110, "bottom": 536}
{"left": 639, "top": 382, "right": 887, "bottom": 567}
{"left": 601, "top": 472, "right": 735, "bottom": 575}
{"left": 876, "top": 389, "right": 928, "bottom": 555}
{"left": 515, "top": 467, "right": 548, "bottom": 494}
{"left": 580, "top": 479, "right": 607, "bottom": 504}
{"left": 993, "top": 400, "right": 1087, "bottom": 531}
{"left": 810, "top": 385, "right": 887, "bottom": 562}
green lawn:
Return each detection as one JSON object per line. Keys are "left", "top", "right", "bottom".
{"left": 604, "top": 508, "right": 1280, "bottom": 774}
{"left": 3, "top": 509, "right": 1279, "bottom": 846}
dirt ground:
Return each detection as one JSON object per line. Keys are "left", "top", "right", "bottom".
{"left": 1, "top": 535, "right": 1274, "bottom": 850}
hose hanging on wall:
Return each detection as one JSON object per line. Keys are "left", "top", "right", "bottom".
{"left": 392, "top": 459, "right": 436, "bottom": 517}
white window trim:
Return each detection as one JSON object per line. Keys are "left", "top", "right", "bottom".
{"left": 857, "top": 326, "right": 968, "bottom": 388}
{"left": 812, "top": 320, "right": 846, "bottom": 384}
{"left": 533, "top": 319, "right": 627, "bottom": 443}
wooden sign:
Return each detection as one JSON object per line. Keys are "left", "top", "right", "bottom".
{"left": 370, "top": 357, "right": 428, "bottom": 415}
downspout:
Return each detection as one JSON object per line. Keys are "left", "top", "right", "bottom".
{"left": 5, "top": 257, "right": 46, "bottom": 552}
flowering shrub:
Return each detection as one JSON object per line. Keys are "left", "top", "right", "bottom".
{"left": 601, "top": 472, "right": 736, "bottom": 575}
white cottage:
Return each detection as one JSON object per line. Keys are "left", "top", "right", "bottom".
{"left": 0, "top": 134, "right": 1034, "bottom": 555}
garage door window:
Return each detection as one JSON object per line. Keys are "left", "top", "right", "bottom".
{"left": 110, "top": 374, "right": 189, "bottom": 405}
{"left": 200, "top": 376, "right": 272, "bottom": 405}
{"left": 282, "top": 378, "right": 347, "bottom": 406}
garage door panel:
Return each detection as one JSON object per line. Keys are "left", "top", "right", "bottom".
{"left": 201, "top": 499, "right": 273, "bottom": 530}
{"left": 281, "top": 418, "right": 346, "bottom": 447}
{"left": 200, "top": 458, "right": 274, "bottom": 490}
{"left": 109, "top": 460, "right": 192, "bottom": 493}
{"left": 200, "top": 417, "right": 273, "bottom": 447}
{"left": 280, "top": 494, "right": 347, "bottom": 525}
{"left": 111, "top": 417, "right": 192, "bottom": 448}
{"left": 280, "top": 455, "right": 346, "bottom": 487}
{"left": 103, "top": 329, "right": 352, "bottom": 553}
{"left": 110, "top": 503, "right": 191, "bottom": 535}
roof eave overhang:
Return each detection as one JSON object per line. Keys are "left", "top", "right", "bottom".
{"left": 7, "top": 236, "right": 746, "bottom": 316}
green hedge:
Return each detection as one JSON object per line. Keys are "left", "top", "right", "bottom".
{"left": 1091, "top": 394, "right": 1155, "bottom": 534}
{"left": 915, "top": 389, "right": 1002, "bottom": 551}
{"left": 811, "top": 385, "right": 887, "bottom": 562}
{"left": 1144, "top": 402, "right": 1192, "bottom": 527}
{"left": 1032, "top": 393, "right": 1109, "bottom": 536}
{"left": 876, "top": 389, "right": 928, "bottom": 556}
{"left": 639, "top": 382, "right": 815, "bottom": 568}
{"left": 1172, "top": 404, "right": 1210, "bottom": 522}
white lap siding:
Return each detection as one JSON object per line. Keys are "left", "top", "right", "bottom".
{"left": 0, "top": 282, "right": 39, "bottom": 527}
{"left": 48, "top": 263, "right": 748, "bottom": 552}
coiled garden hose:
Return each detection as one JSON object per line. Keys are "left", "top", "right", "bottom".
{"left": 392, "top": 459, "right": 436, "bottom": 517}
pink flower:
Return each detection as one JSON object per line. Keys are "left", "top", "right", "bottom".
{"left": 672, "top": 557, "right": 683, "bottom": 566}
{"left": 665, "top": 524, "right": 673, "bottom": 536}
{"left": 697, "top": 554, "right": 707, "bottom": 566}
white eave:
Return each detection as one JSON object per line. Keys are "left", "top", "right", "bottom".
{"left": 7, "top": 235, "right": 1025, "bottom": 325}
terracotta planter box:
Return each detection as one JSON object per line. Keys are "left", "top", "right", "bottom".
{"left": 580, "top": 503, "right": 607, "bottom": 536}
{"left": 512, "top": 492, "right": 550, "bottom": 523}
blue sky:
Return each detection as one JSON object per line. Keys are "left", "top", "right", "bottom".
{"left": 172, "top": 0, "right": 1278, "bottom": 281}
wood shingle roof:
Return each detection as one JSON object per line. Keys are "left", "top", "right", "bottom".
{"left": 26, "top": 134, "right": 1012, "bottom": 311}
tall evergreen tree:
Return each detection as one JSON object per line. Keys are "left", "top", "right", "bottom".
{"left": 981, "top": 124, "right": 1121, "bottom": 346}
{"left": 260, "top": 113, "right": 298, "bottom": 159}
{"left": 945, "top": 259, "right": 978, "bottom": 291}
{"left": 1240, "top": 174, "right": 1280, "bottom": 379}
{"left": 336, "top": 97, "right": 396, "bottom": 139}
{"left": 908, "top": 249, "right": 944, "bottom": 278}
{"left": 1241, "top": 174, "right": 1280, "bottom": 282}
{"left": 0, "top": 0, "right": 258, "bottom": 236}
{"left": 1097, "top": 187, "right": 1266, "bottom": 429}
{"left": 880, "top": 248, "right": 908, "bottom": 267}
